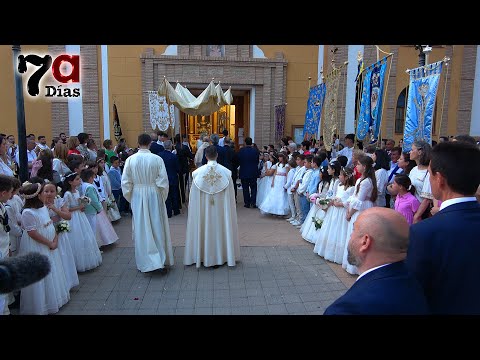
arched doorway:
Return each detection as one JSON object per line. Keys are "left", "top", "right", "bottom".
{"left": 180, "top": 90, "right": 248, "bottom": 151}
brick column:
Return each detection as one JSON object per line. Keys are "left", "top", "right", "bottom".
{"left": 438, "top": 46, "right": 453, "bottom": 137}
{"left": 142, "top": 48, "right": 155, "bottom": 132}
{"left": 384, "top": 45, "right": 399, "bottom": 139}
{"left": 457, "top": 45, "right": 477, "bottom": 135}
{"left": 48, "top": 45, "right": 69, "bottom": 137}
{"left": 261, "top": 67, "right": 273, "bottom": 146}
{"left": 80, "top": 45, "right": 101, "bottom": 141}
{"left": 239, "top": 45, "right": 250, "bottom": 58}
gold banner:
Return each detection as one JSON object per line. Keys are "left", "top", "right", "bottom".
{"left": 322, "top": 63, "right": 347, "bottom": 151}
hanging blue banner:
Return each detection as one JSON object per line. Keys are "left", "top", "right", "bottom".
{"left": 370, "top": 61, "right": 387, "bottom": 141}
{"left": 303, "top": 83, "right": 326, "bottom": 140}
{"left": 356, "top": 67, "right": 372, "bottom": 141}
{"left": 356, "top": 57, "right": 388, "bottom": 142}
{"left": 403, "top": 61, "right": 443, "bottom": 152}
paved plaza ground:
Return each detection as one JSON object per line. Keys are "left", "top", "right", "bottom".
{"left": 50, "top": 192, "right": 357, "bottom": 315}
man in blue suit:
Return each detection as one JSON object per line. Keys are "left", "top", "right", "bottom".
{"left": 157, "top": 140, "right": 180, "bottom": 218}
{"left": 406, "top": 141, "right": 480, "bottom": 314}
{"left": 237, "top": 137, "right": 260, "bottom": 208}
{"left": 324, "top": 207, "right": 429, "bottom": 315}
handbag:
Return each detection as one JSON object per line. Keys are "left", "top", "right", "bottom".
{"left": 419, "top": 171, "right": 432, "bottom": 220}
{"left": 421, "top": 200, "right": 433, "bottom": 220}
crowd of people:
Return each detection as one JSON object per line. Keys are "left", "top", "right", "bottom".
{"left": 0, "top": 131, "right": 133, "bottom": 315}
{"left": 236, "top": 133, "right": 480, "bottom": 314}
{"left": 1, "top": 127, "right": 479, "bottom": 315}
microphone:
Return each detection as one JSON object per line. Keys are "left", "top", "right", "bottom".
{"left": 0, "top": 252, "right": 51, "bottom": 294}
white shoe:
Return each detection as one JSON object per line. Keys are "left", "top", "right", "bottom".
{"left": 289, "top": 219, "right": 297, "bottom": 224}
{"left": 291, "top": 220, "right": 300, "bottom": 226}
{"left": 286, "top": 217, "right": 294, "bottom": 222}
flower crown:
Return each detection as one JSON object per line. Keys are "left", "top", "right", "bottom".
{"left": 341, "top": 166, "right": 353, "bottom": 178}
{"left": 23, "top": 183, "right": 42, "bottom": 199}
{"left": 64, "top": 172, "right": 78, "bottom": 181}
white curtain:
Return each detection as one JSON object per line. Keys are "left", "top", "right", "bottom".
{"left": 157, "top": 78, "right": 233, "bottom": 116}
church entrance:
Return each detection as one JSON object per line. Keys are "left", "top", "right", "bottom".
{"left": 180, "top": 91, "right": 249, "bottom": 152}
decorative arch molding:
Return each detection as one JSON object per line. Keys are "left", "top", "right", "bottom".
{"left": 253, "top": 45, "right": 266, "bottom": 58}
{"left": 140, "top": 46, "right": 287, "bottom": 146}
{"left": 162, "top": 45, "right": 178, "bottom": 56}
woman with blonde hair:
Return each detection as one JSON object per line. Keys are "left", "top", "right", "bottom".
{"left": 0, "top": 135, "right": 14, "bottom": 176}
{"left": 66, "top": 136, "right": 80, "bottom": 156}
{"left": 53, "top": 143, "right": 70, "bottom": 182}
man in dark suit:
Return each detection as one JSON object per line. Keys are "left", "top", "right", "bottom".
{"left": 237, "top": 137, "right": 259, "bottom": 208}
{"left": 225, "top": 139, "right": 239, "bottom": 201}
{"left": 174, "top": 134, "right": 194, "bottom": 205}
{"left": 406, "top": 141, "right": 480, "bottom": 314}
{"left": 149, "top": 132, "right": 164, "bottom": 155}
{"left": 157, "top": 140, "right": 180, "bottom": 217}
{"left": 324, "top": 207, "right": 429, "bottom": 315}
{"left": 202, "top": 133, "right": 226, "bottom": 167}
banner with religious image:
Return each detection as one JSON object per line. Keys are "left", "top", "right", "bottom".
{"left": 275, "top": 104, "right": 286, "bottom": 145}
{"left": 303, "top": 83, "right": 326, "bottom": 141}
{"left": 322, "top": 64, "right": 346, "bottom": 152}
{"left": 356, "top": 57, "right": 388, "bottom": 142}
{"left": 148, "top": 91, "right": 175, "bottom": 131}
{"left": 403, "top": 60, "right": 443, "bottom": 152}
{"left": 112, "top": 103, "right": 123, "bottom": 142}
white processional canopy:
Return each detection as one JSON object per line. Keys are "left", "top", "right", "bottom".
{"left": 157, "top": 77, "right": 233, "bottom": 116}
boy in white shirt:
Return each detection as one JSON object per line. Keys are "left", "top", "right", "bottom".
{"left": 285, "top": 158, "right": 298, "bottom": 221}
{"left": 289, "top": 154, "right": 306, "bottom": 226}
{"left": 293, "top": 155, "right": 313, "bottom": 228}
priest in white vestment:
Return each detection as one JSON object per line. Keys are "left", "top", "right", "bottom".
{"left": 121, "top": 133, "right": 174, "bottom": 272}
{"left": 184, "top": 145, "right": 240, "bottom": 268}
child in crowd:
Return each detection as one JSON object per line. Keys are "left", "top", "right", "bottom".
{"left": 259, "top": 153, "right": 290, "bottom": 216}
{"left": 40, "top": 180, "right": 79, "bottom": 290}
{"left": 84, "top": 164, "right": 119, "bottom": 248}
{"left": 5, "top": 177, "right": 23, "bottom": 257}
{"left": 392, "top": 174, "right": 420, "bottom": 225}
{"left": 314, "top": 166, "right": 356, "bottom": 263}
{"left": 97, "top": 158, "right": 120, "bottom": 222}
{"left": 284, "top": 157, "right": 298, "bottom": 222}
{"left": 108, "top": 156, "right": 128, "bottom": 215}
{"left": 62, "top": 172, "right": 102, "bottom": 272}
{"left": 294, "top": 154, "right": 314, "bottom": 228}
{"left": 256, "top": 153, "right": 274, "bottom": 208}
{"left": 301, "top": 160, "right": 332, "bottom": 243}
{"left": 288, "top": 154, "right": 306, "bottom": 226}
{"left": 18, "top": 182, "right": 70, "bottom": 315}
{"left": 80, "top": 168, "right": 103, "bottom": 238}
{"left": 342, "top": 155, "right": 377, "bottom": 275}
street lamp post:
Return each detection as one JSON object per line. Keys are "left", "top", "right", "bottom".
{"left": 415, "top": 45, "right": 432, "bottom": 67}
{"left": 415, "top": 45, "right": 426, "bottom": 66}
{"left": 12, "top": 45, "right": 28, "bottom": 183}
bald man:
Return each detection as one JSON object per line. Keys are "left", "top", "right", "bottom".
{"left": 324, "top": 207, "right": 429, "bottom": 315}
